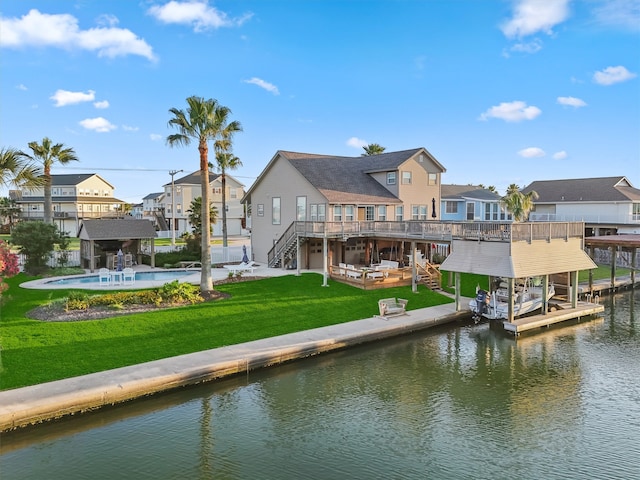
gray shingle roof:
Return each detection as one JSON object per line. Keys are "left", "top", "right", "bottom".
{"left": 143, "top": 192, "right": 163, "bottom": 200}
{"left": 280, "top": 148, "right": 443, "bottom": 204}
{"left": 522, "top": 176, "right": 640, "bottom": 202}
{"left": 49, "top": 174, "right": 114, "bottom": 189}
{"left": 164, "top": 170, "right": 221, "bottom": 186}
{"left": 78, "top": 219, "right": 156, "bottom": 240}
{"left": 441, "top": 184, "right": 502, "bottom": 201}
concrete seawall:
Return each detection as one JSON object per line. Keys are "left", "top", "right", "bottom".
{"left": 0, "top": 303, "right": 468, "bottom": 432}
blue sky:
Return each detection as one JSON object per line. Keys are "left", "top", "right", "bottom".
{"left": 1, "top": 0, "right": 638, "bottom": 203}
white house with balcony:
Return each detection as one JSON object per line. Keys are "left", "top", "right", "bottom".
{"left": 524, "top": 176, "right": 640, "bottom": 235}
{"left": 12, "top": 173, "right": 125, "bottom": 236}
{"left": 160, "top": 170, "right": 246, "bottom": 238}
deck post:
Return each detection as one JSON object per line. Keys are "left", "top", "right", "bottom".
{"left": 542, "top": 274, "right": 549, "bottom": 315}
{"left": 296, "top": 235, "right": 301, "bottom": 277}
{"left": 454, "top": 271, "right": 461, "bottom": 311}
{"left": 411, "top": 241, "right": 417, "bottom": 293}
{"left": 570, "top": 270, "right": 578, "bottom": 308}
{"left": 507, "top": 278, "right": 515, "bottom": 323}
{"left": 322, "top": 235, "right": 328, "bottom": 287}
{"left": 610, "top": 246, "right": 617, "bottom": 291}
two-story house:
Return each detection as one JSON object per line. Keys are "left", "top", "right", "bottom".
{"left": 161, "top": 170, "right": 246, "bottom": 238}
{"left": 12, "top": 173, "right": 125, "bottom": 236}
{"left": 141, "top": 192, "right": 166, "bottom": 229}
{"left": 440, "top": 184, "right": 512, "bottom": 222}
{"left": 242, "top": 148, "right": 446, "bottom": 267}
{"left": 523, "top": 176, "right": 640, "bottom": 235}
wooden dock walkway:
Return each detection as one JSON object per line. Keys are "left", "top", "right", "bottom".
{"left": 501, "top": 300, "right": 605, "bottom": 336}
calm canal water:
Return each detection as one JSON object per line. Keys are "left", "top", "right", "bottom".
{"left": 1, "top": 289, "right": 638, "bottom": 480}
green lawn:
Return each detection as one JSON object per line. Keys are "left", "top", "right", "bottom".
{"left": 0, "top": 273, "right": 453, "bottom": 391}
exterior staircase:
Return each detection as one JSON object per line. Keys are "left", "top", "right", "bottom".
{"left": 155, "top": 213, "right": 169, "bottom": 231}
{"left": 268, "top": 222, "right": 302, "bottom": 268}
{"left": 416, "top": 262, "right": 442, "bottom": 290}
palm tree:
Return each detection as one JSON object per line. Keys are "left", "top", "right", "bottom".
{"left": 213, "top": 151, "right": 242, "bottom": 247}
{"left": 0, "top": 147, "right": 44, "bottom": 190}
{"left": 187, "top": 196, "right": 218, "bottom": 235}
{"left": 167, "top": 96, "right": 242, "bottom": 292}
{"left": 361, "top": 143, "right": 386, "bottom": 156}
{"left": 24, "top": 138, "right": 79, "bottom": 223}
{"left": 501, "top": 185, "right": 539, "bottom": 222}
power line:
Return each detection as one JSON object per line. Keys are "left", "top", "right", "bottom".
{"left": 56, "top": 166, "right": 256, "bottom": 179}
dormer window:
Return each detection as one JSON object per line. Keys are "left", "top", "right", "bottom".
{"left": 387, "top": 172, "right": 396, "bottom": 185}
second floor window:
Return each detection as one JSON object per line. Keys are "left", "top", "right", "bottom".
{"left": 365, "top": 206, "right": 374, "bottom": 221}
{"left": 402, "top": 171, "right": 412, "bottom": 185}
{"left": 333, "top": 205, "right": 342, "bottom": 222}
{"left": 378, "top": 205, "right": 387, "bottom": 221}
{"left": 387, "top": 172, "right": 396, "bottom": 185}
{"left": 272, "top": 197, "right": 281, "bottom": 225}
{"left": 296, "top": 196, "right": 306, "bottom": 221}
{"left": 345, "top": 205, "right": 354, "bottom": 222}
{"left": 428, "top": 173, "right": 437, "bottom": 185}
{"left": 395, "top": 205, "right": 403, "bottom": 221}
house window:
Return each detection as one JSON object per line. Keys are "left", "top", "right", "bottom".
{"left": 395, "top": 205, "right": 403, "bottom": 221}
{"left": 387, "top": 172, "right": 396, "bottom": 185}
{"left": 420, "top": 205, "right": 427, "bottom": 220}
{"left": 401, "top": 171, "right": 412, "bottom": 185}
{"left": 633, "top": 203, "right": 640, "bottom": 221}
{"left": 272, "top": 197, "right": 281, "bottom": 225}
{"left": 333, "top": 205, "right": 342, "bottom": 222}
{"left": 257, "top": 204, "right": 264, "bottom": 217}
{"left": 345, "top": 205, "right": 354, "bottom": 222}
{"left": 445, "top": 201, "right": 458, "bottom": 214}
{"left": 176, "top": 203, "right": 182, "bottom": 214}
{"left": 428, "top": 173, "right": 437, "bottom": 185}
{"left": 378, "top": 205, "right": 387, "bottom": 221}
{"left": 365, "top": 206, "right": 374, "bottom": 221}
{"left": 412, "top": 205, "right": 421, "bottom": 220}
{"left": 176, "top": 186, "right": 181, "bottom": 195}
{"left": 311, "top": 204, "right": 326, "bottom": 221}
{"left": 213, "top": 187, "right": 222, "bottom": 195}
{"left": 466, "top": 202, "right": 475, "bottom": 220}
{"left": 230, "top": 188, "right": 237, "bottom": 199}
{"left": 296, "top": 196, "right": 306, "bottom": 221}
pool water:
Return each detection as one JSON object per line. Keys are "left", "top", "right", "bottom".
{"left": 45, "top": 270, "right": 195, "bottom": 285}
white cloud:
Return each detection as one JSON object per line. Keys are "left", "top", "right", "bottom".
{"left": 0, "top": 9, "right": 156, "bottom": 61}
{"left": 150, "top": 133, "right": 163, "bottom": 141}
{"left": 591, "top": 0, "right": 640, "bottom": 31}
{"left": 557, "top": 96, "right": 587, "bottom": 107}
{"left": 79, "top": 117, "right": 116, "bottom": 133}
{"left": 243, "top": 77, "right": 280, "bottom": 95}
{"left": 347, "top": 137, "right": 367, "bottom": 149}
{"left": 148, "top": 1, "right": 252, "bottom": 32}
{"left": 94, "top": 100, "right": 109, "bottom": 109}
{"left": 553, "top": 151, "right": 568, "bottom": 160}
{"left": 16, "top": 84, "right": 27, "bottom": 90}
{"left": 479, "top": 101, "right": 542, "bottom": 122}
{"left": 518, "top": 147, "right": 546, "bottom": 158}
{"left": 593, "top": 65, "right": 637, "bottom": 85}
{"left": 507, "top": 38, "right": 543, "bottom": 54}
{"left": 501, "top": 0, "right": 570, "bottom": 38}
{"left": 122, "top": 125, "right": 138, "bottom": 132}
{"left": 50, "top": 89, "right": 95, "bottom": 107}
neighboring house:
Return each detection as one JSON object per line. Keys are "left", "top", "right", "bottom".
{"left": 440, "top": 184, "right": 512, "bottom": 222}
{"left": 131, "top": 203, "right": 144, "bottom": 219}
{"left": 12, "top": 174, "right": 125, "bottom": 236}
{"left": 142, "top": 192, "right": 166, "bottom": 229}
{"left": 161, "top": 170, "right": 246, "bottom": 237}
{"left": 242, "top": 148, "right": 446, "bottom": 266}
{"left": 523, "top": 176, "right": 640, "bottom": 235}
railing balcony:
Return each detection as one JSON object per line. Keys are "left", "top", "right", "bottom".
{"left": 530, "top": 212, "right": 640, "bottom": 225}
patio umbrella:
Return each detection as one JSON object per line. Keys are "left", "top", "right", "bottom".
{"left": 117, "top": 249, "right": 124, "bottom": 271}
{"left": 242, "top": 245, "right": 249, "bottom": 263}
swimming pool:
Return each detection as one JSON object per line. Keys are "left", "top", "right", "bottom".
{"left": 44, "top": 270, "right": 196, "bottom": 286}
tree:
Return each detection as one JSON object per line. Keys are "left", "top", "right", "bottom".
{"left": 0, "top": 147, "right": 44, "bottom": 190}
{"left": 501, "top": 187, "right": 539, "bottom": 222}
{"left": 24, "top": 138, "right": 79, "bottom": 224}
{"left": 213, "top": 151, "right": 242, "bottom": 247}
{"left": 10, "top": 221, "right": 62, "bottom": 273}
{"left": 361, "top": 143, "right": 386, "bottom": 156}
{"left": 187, "top": 196, "right": 218, "bottom": 236}
{"left": 0, "top": 197, "right": 21, "bottom": 228}
{"left": 167, "top": 96, "right": 242, "bottom": 292}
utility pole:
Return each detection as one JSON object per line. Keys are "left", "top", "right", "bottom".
{"left": 169, "top": 170, "right": 183, "bottom": 247}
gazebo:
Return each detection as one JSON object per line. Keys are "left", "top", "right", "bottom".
{"left": 77, "top": 219, "right": 157, "bottom": 272}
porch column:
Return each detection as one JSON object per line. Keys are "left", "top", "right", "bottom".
{"left": 507, "top": 278, "right": 515, "bottom": 323}
{"left": 541, "top": 274, "right": 549, "bottom": 315}
{"left": 295, "top": 235, "right": 301, "bottom": 277}
{"left": 570, "top": 270, "right": 579, "bottom": 308}
{"left": 454, "top": 271, "right": 461, "bottom": 311}
{"left": 322, "top": 235, "right": 328, "bottom": 287}
{"left": 411, "top": 241, "right": 417, "bottom": 293}
{"left": 151, "top": 239, "right": 155, "bottom": 268}
{"left": 610, "top": 246, "right": 617, "bottom": 291}
{"left": 631, "top": 247, "right": 637, "bottom": 285}
{"left": 89, "top": 239, "right": 95, "bottom": 272}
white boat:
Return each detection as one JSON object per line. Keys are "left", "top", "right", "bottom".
{"left": 469, "top": 277, "right": 555, "bottom": 322}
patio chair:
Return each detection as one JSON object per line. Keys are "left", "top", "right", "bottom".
{"left": 122, "top": 268, "right": 135, "bottom": 285}
{"left": 98, "top": 268, "right": 111, "bottom": 286}
{"left": 124, "top": 253, "right": 133, "bottom": 268}
{"left": 338, "top": 262, "right": 347, "bottom": 276}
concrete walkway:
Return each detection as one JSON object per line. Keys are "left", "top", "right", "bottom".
{"left": 0, "top": 301, "right": 468, "bottom": 431}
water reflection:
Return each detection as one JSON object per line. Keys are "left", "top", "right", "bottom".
{"left": 2, "top": 289, "right": 639, "bottom": 480}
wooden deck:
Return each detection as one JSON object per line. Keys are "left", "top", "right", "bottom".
{"left": 501, "top": 300, "right": 605, "bottom": 335}
{"left": 329, "top": 265, "right": 414, "bottom": 290}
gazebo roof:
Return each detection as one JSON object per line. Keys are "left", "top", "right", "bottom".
{"left": 78, "top": 219, "right": 157, "bottom": 240}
